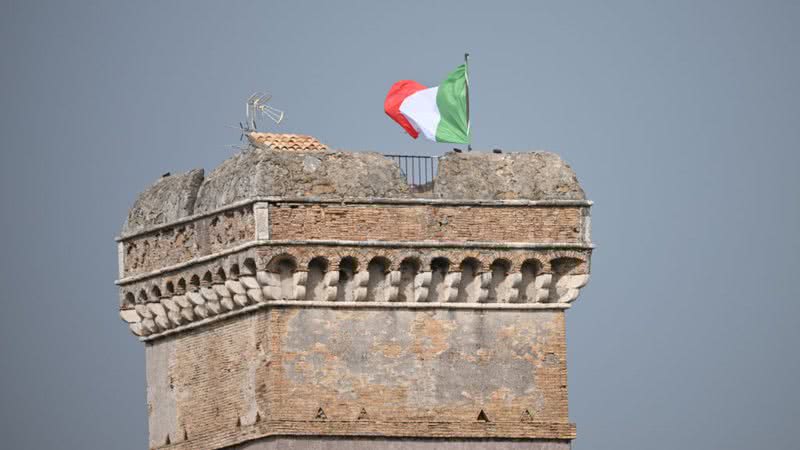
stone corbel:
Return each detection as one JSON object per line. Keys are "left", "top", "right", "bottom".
{"left": 292, "top": 272, "right": 307, "bottom": 299}
{"left": 322, "top": 271, "right": 339, "bottom": 301}
{"left": 413, "top": 272, "right": 431, "bottom": 302}
{"left": 225, "top": 277, "right": 250, "bottom": 308}
{"left": 213, "top": 281, "right": 235, "bottom": 312}
{"left": 385, "top": 271, "right": 401, "bottom": 302}
{"left": 444, "top": 272, "right": 461, "bottom": 302}
{"left": 477, "top": 273, "right": 492, "bottom": 303}
{"left": 352, "top": 271, "right": 370, "bottom": 301}
{"left": 506, "top": 272, "right": 522, "bottom": 303}
{"left": 551, "top": 274, "right": 590, "bottom": 303}
{"left": 532, "top": 274, "right": 552, "bottom": 303}
{"left": 241, "top": 272, "right": 264, "bottom": 303}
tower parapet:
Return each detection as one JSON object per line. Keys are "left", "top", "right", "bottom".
{"left": 116, "top": 133, "right": 592, "bottom": 450}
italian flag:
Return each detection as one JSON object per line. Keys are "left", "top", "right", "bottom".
{"left": 384, "top": 64, "right": 470, "bottom": 144}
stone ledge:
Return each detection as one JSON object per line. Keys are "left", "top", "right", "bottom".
{"left": 137, "top": 301, "right": 572, "bottom": 342}
{"left": 160, "top": 420, "right": 577, "bottom": 450}
{"left": 232, "top": 436, "right": 571, "bottom": 450}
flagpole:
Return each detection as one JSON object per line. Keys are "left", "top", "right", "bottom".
{"left": 465, "top": 52, "right": 471, "bottom": 151}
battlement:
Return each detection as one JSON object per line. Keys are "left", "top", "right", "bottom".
{"left": 116, "top": 134, "right": 593, "bottom": 450}
{"left": 122, "top": 133, "right": 585, "bottom": 235}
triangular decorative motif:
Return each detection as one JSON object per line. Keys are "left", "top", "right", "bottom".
{"left": 476, "top": 409, "right": 490, "bottom": 422}
{"left": 165, "top": 434, "right": 171, "bottom": 445}
{"left": 315, "top": 407, "right": 328, "bottom": 420}
{"left": 254, "top": 411, "right": 261, "bottom": 423}
{"left": 357, "top": 407, "right": 369, "bottom": 420}
{"left": 521, "top": 409, "right": 534, "bottom": 422}
{"left": 236, "top": 417, "right": 242, "bottom": 428}
{"left": 182, "top": 428, "right": 188, "bottom": 441}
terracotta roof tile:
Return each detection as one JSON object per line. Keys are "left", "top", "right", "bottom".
{"left": 246, "top": 132, "right": 328, "bottom": 152}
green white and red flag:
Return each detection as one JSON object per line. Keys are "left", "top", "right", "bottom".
{"left": 384, "top": 64, "right": 470, "bottom": 144}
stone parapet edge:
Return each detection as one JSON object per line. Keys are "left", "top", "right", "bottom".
{"left": 117, "top": 239, "right": 594, "bottom": 286}
{"left": 160, "top": 420, "right": 576, "bottom": 450}
{"left": 250, "top": 420, "right": 578, "bottom": 440}
{"left": 117, "top": 196, "right": 593, "bottom": 242}
{"left": 139, "top": 300, "right": 571, "bottom": 342}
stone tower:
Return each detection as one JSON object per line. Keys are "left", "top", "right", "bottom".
{"left": 116, "top": 133, "right": 592, "bottom": 449}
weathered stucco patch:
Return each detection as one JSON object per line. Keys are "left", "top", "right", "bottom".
{"left": 276, "top": 308, "right": 565, "bottom": 422}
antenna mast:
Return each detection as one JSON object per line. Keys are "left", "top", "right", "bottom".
{"left": 246, "top": 92, "right": 284, "bottom": 130}
{"left": 233, "top": 92, "right": 285, "bottom": 143}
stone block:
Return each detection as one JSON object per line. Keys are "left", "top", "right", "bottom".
{"left": 171, "top": 295, "right": 190, "bottom": 308}
{"left": 226, "top": 280, "right": 247, "bottom": 295}
{"left": 119, "top": 309, "right": 141, "bottom": 323}
{"left": 135, "top": 304, "right": 154, "bottom": 319}
{"left": 201, "top": 287, "right": 219, "bottom": 302}
{"left": 240, "top": 276, "right": 260, "bottom": 290}
{"left": 188, "top": 291, "right": 206, "bottom": 306}
{"left": 233, "top": 294, "right": 250, "bottom": 308}
{"left": 148, "top": 303, "right": 167, "bottom": 318}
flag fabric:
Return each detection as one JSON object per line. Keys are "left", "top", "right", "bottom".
{"left": 384, "top": 64, "right": 470, "bottom": 144}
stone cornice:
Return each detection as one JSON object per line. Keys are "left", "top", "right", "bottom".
{"left": 156, "top": 419, "right": 576, "bottom": 449}
{"left": 137, "top": 300, "right": 573, "bottom": 342}
{"left": 119, "top": 243, "right": 590, "bottom": 340}
{"left": 116, "top": 239, "right": 593, "bottom": 286}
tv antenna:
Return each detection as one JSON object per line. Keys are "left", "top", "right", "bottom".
{"left": 233, "top": 92, "right": 285, "bottom": 142}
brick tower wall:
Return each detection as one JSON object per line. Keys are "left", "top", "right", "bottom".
{"left": 116, "top": 135, "right": 592, "bottom": 450}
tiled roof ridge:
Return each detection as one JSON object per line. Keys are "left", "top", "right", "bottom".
{"left": 246, "top": 131, "right": 329, "bottom": 151}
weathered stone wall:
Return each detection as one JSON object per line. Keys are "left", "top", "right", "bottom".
{"left": 145, "top": 308, "right": 573, "bottom": 450}
{"left": 193, "top": 149, "right": 411, "bottom": 214}
{"left": 269, "top": 204, "right": 584, "bottom": 243}
{"left": 122, "top": 205, "right": 255, "bottom": 276}
{"left": 124, "top": 169, "right": 204, "bottom": 235}
{"left": 434, "top": 152, "right": 585, "bottom": 201}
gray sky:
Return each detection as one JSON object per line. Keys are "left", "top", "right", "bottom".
{"left": 1, "top": 1, "right": 799, "bottom": 449}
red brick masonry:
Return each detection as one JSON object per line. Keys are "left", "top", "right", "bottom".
{"left": 270, "top": 204, "right": 584, "bottom": 243}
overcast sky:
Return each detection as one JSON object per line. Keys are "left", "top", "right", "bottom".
{"left": 1, "top": 1, "right": 799, "bottom": 449}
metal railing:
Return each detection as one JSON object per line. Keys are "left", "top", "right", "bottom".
{"left": 384, "top": 155, "right": 439, "bottom": 192}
